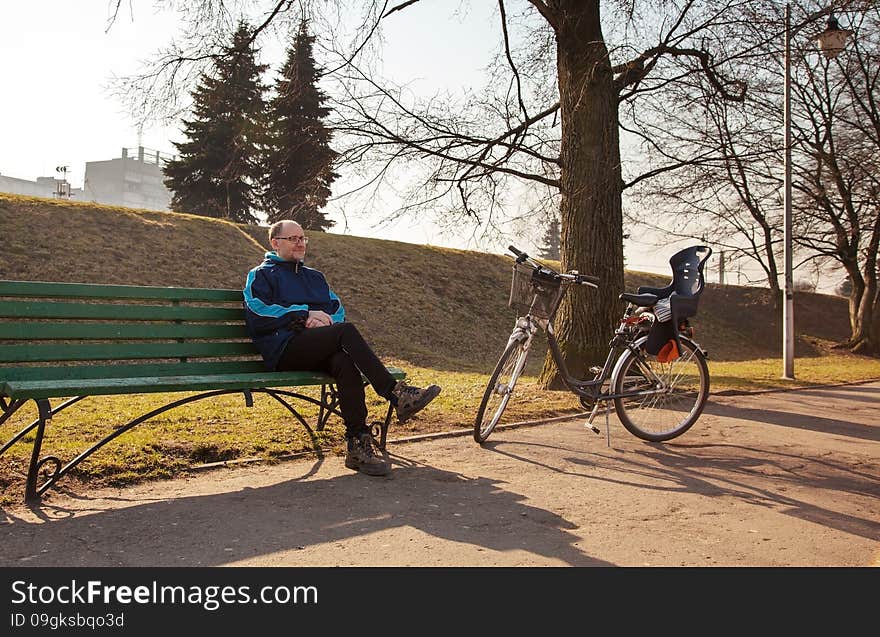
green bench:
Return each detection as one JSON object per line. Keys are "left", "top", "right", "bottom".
{"left": 0, "top": 280, "right": 405, "bottom": 502}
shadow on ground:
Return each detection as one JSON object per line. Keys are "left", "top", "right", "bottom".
{"left": 0, "top": 458, "right": 608, "bottom": 567}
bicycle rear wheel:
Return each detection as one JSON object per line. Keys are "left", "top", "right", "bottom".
{"left": 474, "top": 339, "right": 528, "bottom": 443}
{"left": 612, "top": 335, "right": 709, "bottom": 442}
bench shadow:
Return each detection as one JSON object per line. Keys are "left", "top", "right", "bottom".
{"left": 0, "top": 456, "right": 607, "bottom": 567}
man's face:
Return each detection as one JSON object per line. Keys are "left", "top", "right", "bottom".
{"left": 271, "top": 222, "right": 307, "bottom": 261}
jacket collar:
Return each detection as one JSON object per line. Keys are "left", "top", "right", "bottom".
{"left": 265, "top": 252, "right": 304, "bottom": 272}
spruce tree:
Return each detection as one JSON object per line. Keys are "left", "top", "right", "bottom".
{"left": 262, "top": 21, "right": 338, "bottom": 229}
{"left": 164, "top": 21, "right": 267, "bottom": 224}
{"left": 538, "top": 218, "right": 561, "bottom": 261}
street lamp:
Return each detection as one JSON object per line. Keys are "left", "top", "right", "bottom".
{"left": 782, "top": 4, "right": 851, "bottom": 380}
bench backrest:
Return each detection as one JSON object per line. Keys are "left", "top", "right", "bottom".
{"left": 0, "top": 280, "right": 264, "bottom": 383}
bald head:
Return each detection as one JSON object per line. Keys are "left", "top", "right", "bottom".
{"left": 269, "top": 220, "right": 303, "bottom": 241}
{"left": 268, "top": 220, "right": 308, "bottom": 261}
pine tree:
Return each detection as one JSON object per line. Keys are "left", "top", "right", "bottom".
{"left": 164, "top": 21, "right": 267, "bottom": 224}
{"left": 538, "top": 218, "right": 561, "bottom": 261}
{"left": 262, "top": 21, "right": 338, "bottom": 229}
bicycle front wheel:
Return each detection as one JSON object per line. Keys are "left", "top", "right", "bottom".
{"left": 474, "top": 339, "right": 528, "bottom": 443}
{"left": 612, "top": 335, "right": 709, "bottom": 442}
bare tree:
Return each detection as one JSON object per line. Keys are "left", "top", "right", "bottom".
{"left": 628, "top": 0, "right": 880, "bottom": 356}
{"left": 628, "top": 56, "right": 785, "bottom": 298}
{"left": 321, "top": 0, "right": 749, "bottom": 383}
{"left": 114, "top": 0, "right": 748, "bottom": 382}
{"left": 795, "top": 5, "right": 880, "bottom": 353}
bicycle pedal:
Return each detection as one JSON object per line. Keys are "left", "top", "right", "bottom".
{"left": 584, "top": 401, "right": 602, "bottom": 435}
{"left": 589, "top": 366, "right": 603, "bottom": 375}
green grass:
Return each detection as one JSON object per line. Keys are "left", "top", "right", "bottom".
{"left": 2, "top": 354, "right": 877, "bottom": 505}
{"left": 708, "top": 354, "right": 880, "bottom": 392}
{"left": 0, "top": 192, "right": 876, "bottom": 503}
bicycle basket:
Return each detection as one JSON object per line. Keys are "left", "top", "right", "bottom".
{"left": 508, "top": 262, "right": 565, "bottom": 320}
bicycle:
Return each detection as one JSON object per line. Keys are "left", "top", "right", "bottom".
{"left": 474, "top": 244, "right": 712, "bottom": 444}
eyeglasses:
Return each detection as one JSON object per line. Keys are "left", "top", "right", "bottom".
{"left": 274, "top": 235, "right": 308, "bottom": 245}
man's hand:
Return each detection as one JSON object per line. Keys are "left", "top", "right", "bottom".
{"left": 305, "top": 310, "right": 332, "bottom": 329}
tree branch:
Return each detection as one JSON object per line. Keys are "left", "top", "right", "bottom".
{"left": 498, "top": 0, "right": 529, "bottom": 122}
{"left": 383, "top": 0, "right": 421, "bottom": 19}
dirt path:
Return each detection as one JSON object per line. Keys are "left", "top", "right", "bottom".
{"left": 2, "top": 382, "right": 878, "bottom": 567}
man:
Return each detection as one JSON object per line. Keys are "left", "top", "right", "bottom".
{"left": 243, "top": 220, "right": 441, "bottom": 477}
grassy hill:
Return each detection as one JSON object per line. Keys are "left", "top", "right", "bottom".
{"left": 0, "top": 193, "right": 854, "bottom": 369}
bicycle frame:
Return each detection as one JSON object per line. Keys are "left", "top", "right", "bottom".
{"left": 510, "top": 304, "right": 670, "bottom": 406}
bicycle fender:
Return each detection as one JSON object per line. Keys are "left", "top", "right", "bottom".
{"left": 506, "top": 329, "right": 530, "bottom": 347}
{"left": 687, "top": 338, "right": 708, "bottom": 358}
{"left": 610, "top": 335, "right": 650, "bottom": 390}
{"left": 505, "top": 317, "right": 533, "bottom": 346}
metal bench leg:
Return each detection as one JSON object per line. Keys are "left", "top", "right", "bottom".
{"left": 372, "top": 402, "right": 395, "bottom": 452}
{"left": 317, "top": 384, "right": 342, "bottom": 432}
{"left": 25, "top": 399, "right": 54, "bottom": 503}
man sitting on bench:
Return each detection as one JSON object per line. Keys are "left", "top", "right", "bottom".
{"left": 243, "top": 220, "right": 441, "bottom": 477}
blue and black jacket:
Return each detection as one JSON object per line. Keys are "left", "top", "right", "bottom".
{"left": 243, "top": 252, "right": 345, "bottom": 370}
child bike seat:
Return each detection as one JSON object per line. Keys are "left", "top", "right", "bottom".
{"left": 635, "top": 245, "right": 712, "bottom": 356}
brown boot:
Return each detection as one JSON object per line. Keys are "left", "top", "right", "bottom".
{"left": 392, "top": 380, "right": 442, "bottom": 423}
{"left": 344, "top": 433, "right": 390, "bottom": 476}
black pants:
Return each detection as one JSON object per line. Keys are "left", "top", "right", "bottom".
{"left": 277, "top": 322, "right": 397, "bottom": 438}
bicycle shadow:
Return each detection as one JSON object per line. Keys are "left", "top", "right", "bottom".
{"left": 789, "top": 384, "right": 880, "bottom": 405}
{"left": 480, "top": 434, "right": 879, "bottom": 543}
{"left": 623, "top": 442, "right": 880, "bottom": 541}
{"left": 701, "top": 399, "right": 880, "bottom": 442}
{"left": 0, "top": 456, "right": 608, "bottom": 567}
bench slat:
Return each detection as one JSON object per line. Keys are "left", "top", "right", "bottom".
{"left": 0, "top": 360, "right": 269, "bottom": 382}
{"left": 1, "top": 367, "right": 407, "bottom": 400}
{"left": 0, "top": 300, "right": 244, "bottom": 321}
{"left": 0, "top": 322, "right": 249, "bottom": 341}
{"left": 0, "top": 341, "right": 259, "bottom": 363}
{"left": 0, "top": 280, "right": 242, "bottom": 302}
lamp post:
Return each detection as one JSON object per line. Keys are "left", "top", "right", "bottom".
{"left": 782, "top": 4, "right": 851, "bottom": 380}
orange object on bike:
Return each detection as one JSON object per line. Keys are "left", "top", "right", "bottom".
{"left": 657, "top": 339, "right": 679, "bottom": 363}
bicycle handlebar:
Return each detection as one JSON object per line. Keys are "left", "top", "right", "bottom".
{"left": 507, "top": 245, "right": 600, "bottom": 288}
{"left": 576, "top": 273, "right": 601, "bottom": 285}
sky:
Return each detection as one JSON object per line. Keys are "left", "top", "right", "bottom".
{"left": 0, "top": 1, "right": 755, "bottom": 285}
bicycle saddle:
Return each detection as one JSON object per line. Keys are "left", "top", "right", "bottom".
{"left": 619, "top": 292, "right": 659, "bottom": 306}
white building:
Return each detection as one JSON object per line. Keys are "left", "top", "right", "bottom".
{"left": 1, "top": 147, "right": 175, "bottom": 212}
{"left": 0, "top": 173, "right": 84, "bottom": 199}
{"left": 83, "top": 147, "right": 174, "bottom": 211}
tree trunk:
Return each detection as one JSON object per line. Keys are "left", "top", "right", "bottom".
{"left": 849, "top": 271, "right": 879, "bottom": 355}
{"left": 539, "top": 1, "right": 625, "bottom": 388}
{"left": 762, "top": 225, "right": 781, "bottom": 312}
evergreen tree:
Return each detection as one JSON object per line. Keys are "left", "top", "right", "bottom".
{"left": 164, "top": 22, "right": 267, "bottom": 224}
{"left": 262, "top": 21, "right": 338, "bottom": 229}
{"left": 538, "top": 218, "right": 560, "bottom": 261}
